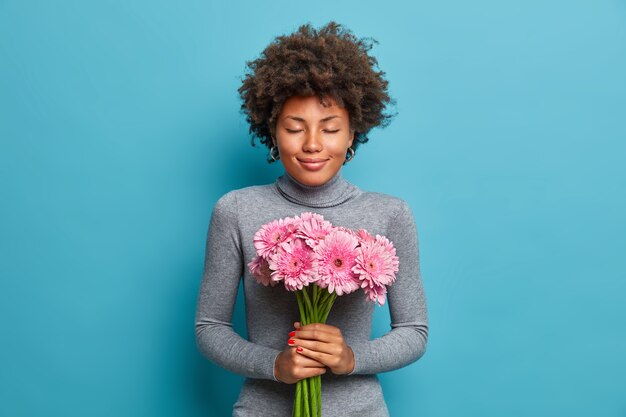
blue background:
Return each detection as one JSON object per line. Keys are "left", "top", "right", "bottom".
{"left": 1, "top": 1, "right": 625, "bottom": 416}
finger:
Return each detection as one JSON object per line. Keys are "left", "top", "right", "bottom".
{"left": 295, "top": 365, "right": 327, "bottom": 380}
{"left": 293, "top": 352, "right": 326, "bottom": 368}
{"left": 291, "top": 328, "right": 340, "bottom": 344}
{"left": 299, "top": 322, "right": 341, "bottom": 336}
{"left": 290, "top": 337, "right": 339, "bottom": 356}
{"left": 295, "top": 346, "right": 335, "bottom": 368}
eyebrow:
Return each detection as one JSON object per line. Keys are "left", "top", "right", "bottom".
{"left": 283, "top": 115, "right": 341, "bottom": 122}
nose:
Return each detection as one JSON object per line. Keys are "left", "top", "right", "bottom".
{"left": 302, "top": 130, "right": 323, "bottom": 152}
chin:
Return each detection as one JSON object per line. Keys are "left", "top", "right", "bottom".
{"left": 299, "top": 172, "right": 337, "bottom": 186}
{"left": 298, "top": 176, "right": 324, "bottom": 186}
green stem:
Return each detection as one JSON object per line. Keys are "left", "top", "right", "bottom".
{"left": 319, "top": 288, "right": 332, "bottom": 306}
{"left": 295, "top": 291, "right": 307, "bottom": 325}
{"left": 302, "top": 373, "right": 311, "bottom": 417}
{"left": 309, "top": 376, "right": 317, "bottom": 417}
{"left": 292, "top": 290, "right": 307, "bottom": 417}
{"left": 313, "top": 284, "right": 319, "bottom": 305}
{"left": 311, "top": 284, "right": 319, "bottom": 323}
{"left": 315, "top": 375, "right": 322, "bottom": 417}
{"left": 318, "top": 376, "right": 322, "bottom": 417}
{"left": 320, "top": 293, "right": 337, "bottom": 323}
{"left": 293, "top": 380, "right": 302, "bottom": 417}
{"left": 306, "top": 284, "right": 319, "bottom": 417}
{"left": 301, "top": 287, "right": 313, "bottom": 324}
{"left": 310, "top": 287, "right": 320, "bottom": 417}
{"left": 293, "top": 287, "right": 335, "bottom": 417}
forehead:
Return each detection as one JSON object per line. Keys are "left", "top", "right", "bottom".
{"left": 279, "top": 95, "right": 348, "bottom": 120}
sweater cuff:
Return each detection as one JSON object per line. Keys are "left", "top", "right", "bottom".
{"left": 272, "top": 350, "right": 281, "bottom": 382}
{"left": 246, "top": 346, "right": 280, "bottom": 381}
{"left": 346, "top": 346, "right": 357, "bottom": 376}
{"left": 252, "top": 347, "right": 282, "bottom": 381}
{"left": 347, "top": 341, "right": 377, "bottom": 375}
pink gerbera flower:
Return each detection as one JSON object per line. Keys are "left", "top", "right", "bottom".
{"left": 334, "top": 225, "right": 358, "bottom": 238}
{"left": 353, "top": 239, "right": 399, "bottom": 288}
{"left": 295, "top": 212, "right": 333, "bottom": 248}
{"left": 253, "top": 217, "right": 298, "bottom": 259}
{"left": 314, "top": 229, "right": 360, "bottom": 296}
{"left": 356, "top": 228, "right": 375, "bottom": 244}
{"left": 374, "top": 234, "right": 396, "bottom": 254}
{"left": 247, "top": 255, "right": 274, "bottom": 287}
{"left": 269, "top": 238, "right": 318, "bottom": 291}
{"left": 363, "top": 282, "right": 388, "bottom": 306}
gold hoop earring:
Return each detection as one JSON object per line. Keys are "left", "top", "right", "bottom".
{"left": 270, "top": 145, "right": 280, "bottom": 161}
{"left": 345, "top": 147, "right": 355, "bottom": 162}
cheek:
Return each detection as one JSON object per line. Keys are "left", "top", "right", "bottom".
{"left": 276, "top": 139, "right": 297, "bottom": 154}
{"left": 328, "top": 138, "right": 351, "bottom": 155}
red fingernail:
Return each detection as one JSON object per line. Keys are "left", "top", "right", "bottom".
{"left": 296, "top": 347, "right": 303, "bottom": 352}
{"left": 289, "top": 331, "right": 296, "bottom": 337}
{"left": 288, "top": 339, "right": 295, "bottom": 345}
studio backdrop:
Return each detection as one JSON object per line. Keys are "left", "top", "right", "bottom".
{"left": 1, "top": 1, "right": 625, "bottom": 416}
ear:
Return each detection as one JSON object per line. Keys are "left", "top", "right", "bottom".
{"left": 348, "top": 129, "right": 355, "bottom": 148}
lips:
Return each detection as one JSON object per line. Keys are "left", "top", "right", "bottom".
{"left": 298, "top": 158, "right": 329, "bottom": 171}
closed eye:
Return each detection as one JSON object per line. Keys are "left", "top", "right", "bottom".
{"left": 324, "top": 129, "right": 340, "bottom": 133}
{"left": 285, "top": 129, "right": 303, "bottom": 133}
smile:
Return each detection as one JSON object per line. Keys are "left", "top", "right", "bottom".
{"left": 298, "top": 159, "right": 328, "bottom": 171}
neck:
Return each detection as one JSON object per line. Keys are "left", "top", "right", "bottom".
{"left": 275, "top": 170, "right": 360, "bottom": 208}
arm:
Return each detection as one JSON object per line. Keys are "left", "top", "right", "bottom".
{"left": 194, "top": 191, "right": 281, "bottom": 381}
{"left": 348, "top": 200, "right": 429, "bottom": 375}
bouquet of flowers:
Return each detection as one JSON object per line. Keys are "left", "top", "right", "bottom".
{"left": 247, "top": 212, "right": 399, "bottom": 417}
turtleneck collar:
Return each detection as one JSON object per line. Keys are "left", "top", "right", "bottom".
{"left": 274, "top": 169, "right": 360, "bottom": 208}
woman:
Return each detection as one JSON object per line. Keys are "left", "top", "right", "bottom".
{"left": 195, "top": 22, "right": 428, "bottom": 416}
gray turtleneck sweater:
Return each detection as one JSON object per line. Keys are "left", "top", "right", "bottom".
{"left": 195, "top": 170, "right": 428, "bottom": 417}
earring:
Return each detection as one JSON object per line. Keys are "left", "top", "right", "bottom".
{"left": 345, "top": 147, "right": 355, "bottom": 162}
{"left": 270, "top": 145, "right": 280, "bottom": 161}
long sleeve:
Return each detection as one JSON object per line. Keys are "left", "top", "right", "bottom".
{"left": 348, "top": 200, "right": 429, "bottom": 375}
{"left": 194, "top": 191, "right": 281, "bottom": 381}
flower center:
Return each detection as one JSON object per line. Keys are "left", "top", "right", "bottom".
{"left": 334, "top": 258, "right": 343, "bottom": 267}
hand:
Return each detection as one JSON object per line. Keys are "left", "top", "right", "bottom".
{"left": 274, "top": 345, "right": 327, "bottom": 384}
{"left": 289, "top": 321, "right": 355, "bottom": 375}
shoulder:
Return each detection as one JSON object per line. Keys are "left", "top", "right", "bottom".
{"left": 357, "top": 191, "right": 419, "bottom": 244}
{"left": 358, "top": 190, "right": 412, "bottom": 217}
{"left": 210, "top": 185, "right": 267, "bottom": 229}
{"left": 213, "top": 183, "right": 275, "bottom": 213}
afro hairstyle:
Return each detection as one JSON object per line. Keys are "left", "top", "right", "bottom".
{"left": 238, "top": 21, "right": 396, "bottom": 163}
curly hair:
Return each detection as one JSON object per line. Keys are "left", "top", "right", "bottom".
{"left": 238, "top": 21, "right": 396, "bottom": 163}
